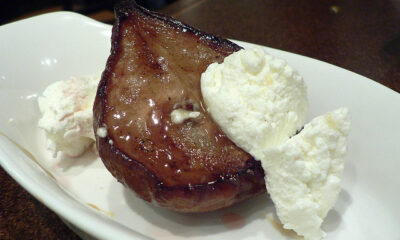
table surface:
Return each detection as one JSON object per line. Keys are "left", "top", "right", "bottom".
{"left": 1, "top": 0, "right": 399, "bottom": 239}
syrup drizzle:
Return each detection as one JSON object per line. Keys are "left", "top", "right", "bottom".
{"left": 221, "top": 212, "right": 246, "bottom": 229}
{"left": 0, "top": 130, "right": 56, "bottom": 179}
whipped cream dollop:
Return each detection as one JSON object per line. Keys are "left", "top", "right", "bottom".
{"left": 261, "top": 108, "right": 349, "bottom": 240}
{"left": 38, "top": 74, "right": 100, "bottom": 157}
{"left": 201, "top": 47, "right": 308, "bottom": 158}
{"left": 201, "top": 48, "right": 350, "bottom": 240}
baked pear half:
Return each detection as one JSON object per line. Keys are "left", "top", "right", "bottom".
{"left": 93, "top": 1, "right": 265, "bottom": 212}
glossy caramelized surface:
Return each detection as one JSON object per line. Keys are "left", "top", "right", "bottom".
{"left": 95, "top": 2, "right": 263, "bottom": 191}
{"left": 99, "top": 5, "right": 254, "bottom": 187}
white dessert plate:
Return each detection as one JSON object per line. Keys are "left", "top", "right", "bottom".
{"left": 1, "top": 12, "right": 400, "bottom": 240}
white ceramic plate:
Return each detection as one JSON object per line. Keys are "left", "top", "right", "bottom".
{"left": 1, "top": 12, "right": 399, "bottom": 240}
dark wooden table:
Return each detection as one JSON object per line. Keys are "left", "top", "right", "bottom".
{"left": 1, "top": 0, "right": 399, "bottom": 239}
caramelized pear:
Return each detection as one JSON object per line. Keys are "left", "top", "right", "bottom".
{"left": 93, "top": 1, "right": 265, "bottom": 212}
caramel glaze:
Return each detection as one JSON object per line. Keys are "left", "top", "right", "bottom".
{"left": 93, "top": 1, "right": 266, "bottom": 212}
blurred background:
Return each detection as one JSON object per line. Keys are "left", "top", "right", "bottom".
{"left": 0, "top": 0, "right": 177, "bottom": 25}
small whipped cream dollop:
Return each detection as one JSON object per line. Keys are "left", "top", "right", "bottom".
{"left": 201, "top": 48, "right": 350, "bottom": 240}
{"left": 96, "top": 126, "right": 108, "bottom": 138}
{"left": 38, "top": 74, "right": 100, "bottom": 157}
{"left": 170, "top": 109, "right": 200, "bottom": 124}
